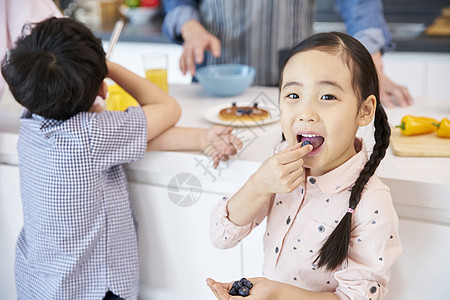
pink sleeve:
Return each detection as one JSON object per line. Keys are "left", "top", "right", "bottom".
{"left": 334, "top": 187, "right": 403, "bottom": 300}
{"left": 210, "top": 194, "right": 272, "bottom": 250}
{"left": 1, "top": 0, "right": 62, "bottom": 96}
{"left": 7, "top": 0, "right": 63, "bottom": 41}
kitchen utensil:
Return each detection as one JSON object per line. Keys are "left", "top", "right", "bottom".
{"left": 119, "top": 5, "right": 159, "bottom": 24}
{"left": 106, "top": 18, "right": 124, "bottom": 59}
{"left": 390, "top": 127, "right": 450, "bottom": 157}
{"left": 196, "top": 64, "right": 255, "bottom": 97}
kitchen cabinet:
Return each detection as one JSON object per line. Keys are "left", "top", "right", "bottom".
{"left": 132, "top": 183, "right": 242, "bottom": 299}
{"left": 383, "top": 52, "right": 450, "bottom": 103}
{"left": 426, "top": 58, "right": 450, "bottom": 102}
{"left": 127, "top": 151, "right": 261, "bottom": 299}
{"left": 387, "top": 219, "right": 450, "bottom": 299}
{"left": 0, "top": 164, "right": 22, "bottom": 300}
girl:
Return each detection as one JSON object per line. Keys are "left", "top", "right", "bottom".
{"left": 206, "top": 32, "right": 402, "bottom": 300}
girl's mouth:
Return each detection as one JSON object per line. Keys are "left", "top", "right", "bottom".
{"left": 297, "top": 133, "right": 325, "bottom": 151}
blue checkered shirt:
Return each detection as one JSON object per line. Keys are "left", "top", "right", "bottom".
{"left": 15, "top": 107, "right": 147, "bottom": 299}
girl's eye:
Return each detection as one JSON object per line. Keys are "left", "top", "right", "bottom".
{"left": 320, "top": 94, "right": 337, "bottom": 100}
{"left": 287, "top": 93, "right": 299, "bottom": 99}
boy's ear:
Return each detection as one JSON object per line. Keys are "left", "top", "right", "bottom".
{"left": 358, "top": 95, "right": 376, "bottom": 126}
{"left": 98, "top": 81, "right": 108, "bottom": 99}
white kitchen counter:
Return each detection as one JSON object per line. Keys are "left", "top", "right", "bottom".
{"left": 1, "top": 83, "right": 449, "bottom": 223}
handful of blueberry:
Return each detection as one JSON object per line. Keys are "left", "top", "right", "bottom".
{"left": 229, "top": 278, "right": 253, "bottom": 297}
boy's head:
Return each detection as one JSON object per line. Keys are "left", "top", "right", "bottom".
{"left": 1, "top": 17, "right": 107, "bottom": 120}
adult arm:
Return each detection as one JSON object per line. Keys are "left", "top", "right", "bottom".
{"left": 161, "top": 0, "right": 221, "bottom": 76}
{"left": 336, "top": 0, "right": 413, "bottom": 107}
{"left": 161, "top": 0, "right": 200, "bottom": 43}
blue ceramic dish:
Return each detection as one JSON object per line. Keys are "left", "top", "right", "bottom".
{"left": 196, "top": 64, "right": 256, "bottom": 97}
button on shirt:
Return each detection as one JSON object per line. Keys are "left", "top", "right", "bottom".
{"left": 15, "top": 107, "right": 147, "bottom": 299}
{"left": 210, "top": 139, "right": 403, "bottom": 299}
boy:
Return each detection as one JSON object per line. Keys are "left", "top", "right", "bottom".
{"left": 1, "top": 17, "right": 240, "bottom": 299}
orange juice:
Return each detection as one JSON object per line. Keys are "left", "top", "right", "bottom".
{"left": 145, "top": 68, "right": 168, "bottom": 93}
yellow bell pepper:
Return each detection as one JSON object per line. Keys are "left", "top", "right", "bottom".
{"left": 396, "top": 115, "right": 438, "bottom": 136}
{"left": 433, "top": 118, "right": 450, "bottom": 138}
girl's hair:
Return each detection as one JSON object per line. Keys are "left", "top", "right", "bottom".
{"left": 279, "top": 32, "right": 391, "bottom": 271}
{"left": 1, "top": 17, "right": 107, "bottom": 120}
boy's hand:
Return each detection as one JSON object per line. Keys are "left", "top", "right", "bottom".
{"left": 200, "top": 126, "right": 243, "bottom": 168}
{"left": 252, "top": 143, "right": 312, "bottom": 195}
{"left": 206, "top": 277, "right": 275, "bottom": 300}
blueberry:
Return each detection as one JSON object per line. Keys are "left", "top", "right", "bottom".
{"left": 243, "top": 280, "right": 253, "bottom": 289}
{"left": 232, "top": 280, "right": 243, "bottom": 290}
{"left": 240, "top": 278, "right": 253, "bottom": 289}
{"left": 230, "top": 278, "right": 253, "bottom": 297}
{"left": 301, "top": 141, "right": 312, "bottom": 147}
{"left": 229, "top": 287, "right": 239, "bottom": 296}
{"left": 239, "top": 287, "right": 250, "bottom": 297}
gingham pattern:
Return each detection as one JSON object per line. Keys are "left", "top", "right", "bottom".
{"left": 15, "top": 107, "right": 147, "bottom": 299}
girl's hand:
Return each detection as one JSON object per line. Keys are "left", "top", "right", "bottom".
{"left": 206, "top": 277, "right": 275, "bottom": 300}
{"left": 200, "top": 126, "right": 243, "bottom": 168}
{"left": 252, "top": 143, "right": 312, "bottom": 195}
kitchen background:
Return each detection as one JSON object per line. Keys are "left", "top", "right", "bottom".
{"left": 1, "top": 1, "right": 450, "bottom": 299}
{"left": 55, "top": 0, "right": 450, "bottom": 51}
{"left": 50, "top": 0, "right": 450, "bottom": 99}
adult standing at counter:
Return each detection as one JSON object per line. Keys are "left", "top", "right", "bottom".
{"left": 0, "top": 0, "right": 62, "bottom": 99}
{"left": 161, "top": 0, "right": 413, "bottom": 108}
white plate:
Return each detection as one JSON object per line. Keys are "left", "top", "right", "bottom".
{"left": 203, "top": 102, "right": 280, "bottom": 127}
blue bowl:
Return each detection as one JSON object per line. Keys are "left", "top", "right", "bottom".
{"left": 196, "top": 64, "right": 256, "bottom": 97}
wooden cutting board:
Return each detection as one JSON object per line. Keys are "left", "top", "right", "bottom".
{"left": 390, "top": 127, "right": 450, "bottom": 157}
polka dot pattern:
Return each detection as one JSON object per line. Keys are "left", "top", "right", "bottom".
{"left": 210, "top": 140, "right": 403, "bottom": 299}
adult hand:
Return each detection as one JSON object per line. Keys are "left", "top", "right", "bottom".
{"left": 252, "top": 143, "right": 312, "bottom": 195}
{"left": 180, "top": 20, "right": 221, "bottom": 76}
{"left": 372, "top": 51, "right": 413, "bottom": 108}
{"left": 200, "top": 125, "right": 243, "bottom": 168}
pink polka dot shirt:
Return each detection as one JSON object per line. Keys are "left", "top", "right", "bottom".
{"left": 210, "top": 139, "right": 403, "bottom": 299}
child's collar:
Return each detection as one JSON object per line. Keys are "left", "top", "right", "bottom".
{"left": 306, "top": 138, "right": 369, "bottom": 195}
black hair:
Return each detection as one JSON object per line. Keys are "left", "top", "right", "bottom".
{"left": 1, "top": 17, "right": 107, "bottom": 120}
{"left": 279, "top": 32, "right": 391, "bottom": 271}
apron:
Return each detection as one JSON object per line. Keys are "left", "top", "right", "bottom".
{"left": 199, "top": 0, "right": 316, "bottom": 86}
